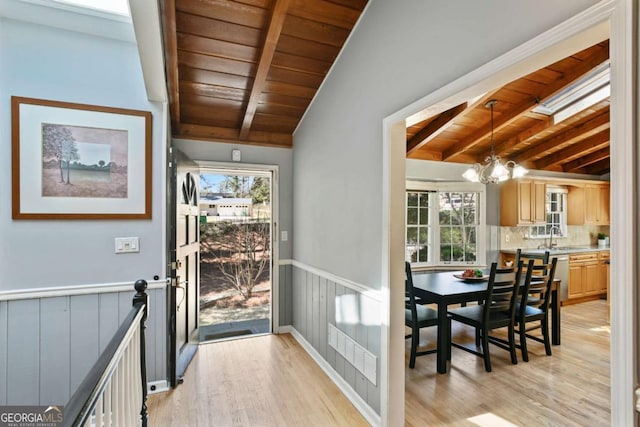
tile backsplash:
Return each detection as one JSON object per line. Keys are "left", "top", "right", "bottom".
{"left": 500, "top": 225, "right": 610, "bottom": 250}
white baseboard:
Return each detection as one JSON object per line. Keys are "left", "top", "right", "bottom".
{"left": 147, "top": 380, "right": 169, "bottom": 395}
{"left": 276, "top": 325, "right": 293, "bottom": 334}
{"left": 286, "top": 326, "right": 380, "bottom": 427}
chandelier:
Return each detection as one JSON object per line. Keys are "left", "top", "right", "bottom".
{"left": 462, "top": 100, "right": 528, "bottom": 183}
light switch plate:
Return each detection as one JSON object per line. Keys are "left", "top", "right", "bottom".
{"left": 115, "top": 237, "right": 139, "bottom": 254}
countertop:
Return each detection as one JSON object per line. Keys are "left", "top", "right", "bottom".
{"left": 501, "top": 245, "right": 610, "bottom": 255}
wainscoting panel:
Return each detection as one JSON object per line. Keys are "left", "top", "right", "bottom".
{"left": 0, "top": 301, "right": 7, "bottom": 405}
{"left": 278, "top": 264, "right": 293, "bottom": 326}
{"left": 40, "top": 297, "right": 71, "bottom": 405}
{"left": 290, "top": 263, "right": 381, "bottom": 415}
{"left": 147, "top": 286, "right": 167, "bottom": 386}
{"left": 6, "top": 299, "right": 40, "bottom": 405}
{"left": 0, "top": 284, "right": 166, "bottom": 406}
{"left": 69, "top": 294, "right": 101, "bottom": 394}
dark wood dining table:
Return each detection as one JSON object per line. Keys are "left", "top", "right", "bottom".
{"left": 411, "top": 270, "right": 561, "bottom": 374}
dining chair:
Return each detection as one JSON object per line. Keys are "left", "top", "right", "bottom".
{"left": 515, "top": 249, "right": 550, "bottom": 306}
{"left": 447, "top": 262, "right": 522, "bottom": 372}
{"left": 515, "top": 257, "right": 558, "bottom": 362}
{"left": 405, "top": 262, "right": 438, "bottom": 368}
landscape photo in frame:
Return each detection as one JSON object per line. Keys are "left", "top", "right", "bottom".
{"left": 12, "top": 96, "right": 152, "bottom": 219}
{"left": 41, "top": 124, "right": 129, "bottom": 199}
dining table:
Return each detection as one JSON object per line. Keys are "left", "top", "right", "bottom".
{"left": 411, "top": 270, "right": 561, "bottom": 374}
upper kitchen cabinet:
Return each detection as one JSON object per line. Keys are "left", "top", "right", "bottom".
{"left": 500, "top": 179, "right": 547, "bottom": 226}
{"left": 567, "top": 183, "right": 610, "bottom": 225}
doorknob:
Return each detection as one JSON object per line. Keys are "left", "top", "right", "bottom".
{"left": 174, "top": 276, "right": 186, "bottom": 310}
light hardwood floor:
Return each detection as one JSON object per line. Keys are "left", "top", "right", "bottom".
{"left": 405, "top": 299, "right": 610, "bottom": 427}
{"left": 148, "top": 300, "right": 609, "bottom": 426}
{"left": 147, "top": 333, "right": 369, "bottom": 426}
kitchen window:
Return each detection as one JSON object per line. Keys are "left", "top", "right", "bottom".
{"left": 529, "top": 186, "right": 568, "bottom": 238}
{"left": 406, "top": 182, "right": 486, "bottom": 267}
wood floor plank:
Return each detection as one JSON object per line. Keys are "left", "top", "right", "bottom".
{"left": 147, "top": 333, "right": 368, "bottom": 426}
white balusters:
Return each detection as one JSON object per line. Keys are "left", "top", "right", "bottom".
{"left": 84, "top": 316, "right": 143, "bottom": 426}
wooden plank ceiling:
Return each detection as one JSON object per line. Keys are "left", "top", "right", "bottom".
{"left": 159, "top": 0, "right": 368, "bottom": 148}
{"left": 159, "top": 3, "right": 609, "bottom": 177}
{"left": 407, "top": 40, "right": 611, "bottom": 176}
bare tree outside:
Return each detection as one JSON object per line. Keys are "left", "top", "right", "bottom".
{"left": 201, "top": 219, "right": 270, "bottom": 300}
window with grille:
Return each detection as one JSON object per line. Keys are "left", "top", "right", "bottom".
{"left": 529, "top": 187, "right": 567, "bottom": 238}
{"left": 406, "top": 183, "right": 485, "bottom": 267}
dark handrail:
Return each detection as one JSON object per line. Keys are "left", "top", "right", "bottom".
{"left": 63, "top": 280, "right": 148, "bottom": 427}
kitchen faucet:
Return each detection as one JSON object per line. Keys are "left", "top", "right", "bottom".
{"left": 548, "top": 226, "right": 561, "bottom": 249}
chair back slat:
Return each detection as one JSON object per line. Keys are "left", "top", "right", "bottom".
{"left": 515, "top": 249, "right": 550, "bottom": 274}
{"left": 519, "top": 257, "right": 558, "bottom": 313}
{"left": 484, "top": 262, "right": 521, "bottom": 316}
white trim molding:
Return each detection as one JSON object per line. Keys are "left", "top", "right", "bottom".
{"left": 0, "top": 278, "right": 167, "bottom": 301}
{"left": 608, "top": 0, "right": 636, "bottom": 424}
{"left": 287, "top": 327, "right": 381, "bottom": 427}
{"left": 287, "top": 259, "right": 383, "bottom": 302}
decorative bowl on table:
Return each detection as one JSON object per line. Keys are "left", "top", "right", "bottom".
{"left": 453, "top": 269, "right": 489, "bottom": 282}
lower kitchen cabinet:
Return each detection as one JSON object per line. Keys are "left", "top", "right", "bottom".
{"left": 568, "top": 252, "right": 606, "bottom": 301}
{"left": 599, "top": 251, "right": 610, "bottom": 317}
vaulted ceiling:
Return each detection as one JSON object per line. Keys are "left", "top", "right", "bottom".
{"left": 406, "top": 40, "right": 610, "bottom": 176}
{"left": 159, "top": 0, "right": 368, "bottom": 148}
{"left": 159, "top": 2, "right": 609, "bottom": 176}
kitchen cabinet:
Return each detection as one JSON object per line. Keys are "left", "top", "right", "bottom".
{"left": 567, "top": 183, "right": 610, "bottom": 225}
{"left": 500, "top": 179, "right": 546, "bottom": 226}
{"left": 598, "top": 251, "right": 610, "bottom": 317}
{"left": 568, "top": 252, "right": 602, "bottom": 300}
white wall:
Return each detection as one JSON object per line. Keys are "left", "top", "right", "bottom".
{"left": 0, "top": 17, "right": 166, "bottom": 290}
{"left": 293, "top": 0, "right": 600, "bottom": 288}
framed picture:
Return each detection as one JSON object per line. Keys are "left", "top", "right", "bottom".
{"left": 11, "top": 96, "right": 152, "bottom": 219}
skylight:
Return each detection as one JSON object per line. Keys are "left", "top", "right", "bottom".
{"left": 52, "top": 0, "right": 130, "bottom": 16}
{"left": 532, "top": 61, "right": 610, "bottom": 124}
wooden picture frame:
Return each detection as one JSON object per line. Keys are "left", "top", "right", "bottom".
{"left": 11, "top": 96, "right": 152, "bottom": 219}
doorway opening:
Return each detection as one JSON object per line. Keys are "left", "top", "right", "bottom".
{"left": 198, "top": 169, "right": 273, "bottom": 342}
{"left": 382, "top": 3, "right": 634, "bottom": 425}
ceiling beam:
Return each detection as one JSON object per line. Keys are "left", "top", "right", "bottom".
{"left": 160, "top": 0, "right": 180, "bottom": 131}
{"left": 562, "top": 147, "right": 610, "bottom": 172}
{"left": 239, "top": 0, "right": 291, "bottom": 140}
{"left": 177, "top": 123, "right": 293, "bottom": 148}
{"left": 533, "top": 128, "right": 609, "bottom": 169}
{"left": 406, "top": 148, "right": 443, "bottom": 161}
{"left": 514, "top": 110, "right": 609, "bottom": 165}
{"left": 441, "top": 46, "right": 610, "bottom": 161}
{"left": 584, "top": 158, "right": 610, "bottom": 175}
{"left": 406, "top": 103, "right": 467, "bottom": 155}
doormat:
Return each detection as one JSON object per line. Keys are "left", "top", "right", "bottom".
{"left": 204, "top": 329, "right": 253, "bottom": 341}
